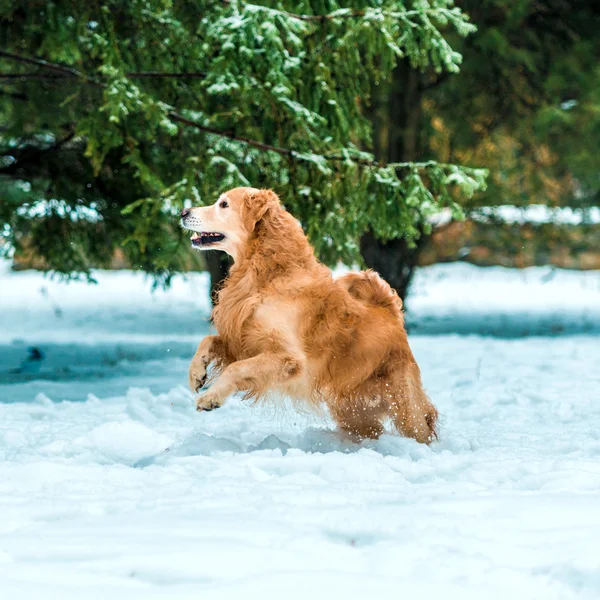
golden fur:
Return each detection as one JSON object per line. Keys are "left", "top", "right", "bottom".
{"left": 182, "top": 187, "right": 438, "bottom": 443}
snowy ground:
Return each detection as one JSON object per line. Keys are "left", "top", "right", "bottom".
{"left": 1, "top": 260, "right": 599, "bottom": 599}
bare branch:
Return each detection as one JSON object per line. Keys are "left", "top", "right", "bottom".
{"left": 0, "top": 50, "right": 89, "bottom": 79}
{"left": 168, "top": 112, "right": 297, "bottom": 158}
{"left": 0, "top": 71, "right": 207, "bottom": 81}
{"left": 0, "top": 72, "right": 66, "bottom": 80}
{"left": 169, "top": 111, "right": 382, "bottom": 166}
{"left": 0, "top": 52, "right": 206, "bottom": 84}
{"left": 167, "top": 111, "right": 470, "bottom": 172}
{"left": 0, "top": 88, "right": 29, "bottom": 101}
{"left": 0, "top": 131, "right": 76, "bottom": 175}
{"left": 126, "top": 71, "right": 207, "bottom": 79}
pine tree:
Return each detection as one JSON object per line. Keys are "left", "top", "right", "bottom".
{"left": 432, "top": 0, "right": 600, "bottom": 211}
{"left": 0, "top": 1, "right": 486, "bottom": 288}
{"left": 362, "top": 0, "right": 600, "bottom": 294}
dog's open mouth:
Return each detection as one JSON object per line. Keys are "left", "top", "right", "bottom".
{"left": 190, "top": 232, "right": 225, "bottom": 247}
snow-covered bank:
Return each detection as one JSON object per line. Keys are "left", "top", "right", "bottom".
{"left": 1, "top": 261, "right": 600, "bottom": 599}
{"left": 408, "top": 262, "right": 600, "bottom": 336}
{"left": 2, "top": 260, "right": 600, "bottom": 346}
{"left": 2, "top": 261, "right": 599, "bottom": 403}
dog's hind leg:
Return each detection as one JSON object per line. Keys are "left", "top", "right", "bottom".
{"left": 387, "top": 364, "right": 438, "bottom": 444}
{"left": 330, "top": 401, "right": 385, "bottom": 441}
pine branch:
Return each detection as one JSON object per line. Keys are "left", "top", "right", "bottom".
{"left": 222, "top": 0, "right": 457, "bottom": 22}
{"left": 168, "top": 112, "right": 297, "bottom": 158}
{"left": 221, "top": 0, "right": 366, "bottom": 21}
{"left": 0, "top": 51, "right": 358, "bottom": 167}
{"left": 0, "top": 71, "right": 207, "bottom": 81}
{"left": 0, "top": 50, "right": 85, "bottom": 78}
{"left": 0, "top": 52, "right": 206, "bottom": 83}
{"left": 0, "top": 72, "right": 67, "bottom": 80}
{"left": 0, "top": 130, "right": 76, "bottom": 175}
{"left": 169, "top": 110, "right": 377, "bottom": 163}
{"left": 0, "top": 88, "right": 28, "bottom": 101}
{"left": 126, "top": 71, "right": 207, "bottom": 79}
{"left": 1, "top": 52, "right": 482, "bottom": 177}
{"left": 168, "top": 110, "right": 478, "bottom": 174}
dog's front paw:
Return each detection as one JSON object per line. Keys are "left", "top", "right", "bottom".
{"left": 195, "top": 390, "right": 224, "bottom": 412}
{"left": 188, "top": 359, "right": 208, "bottom": 393}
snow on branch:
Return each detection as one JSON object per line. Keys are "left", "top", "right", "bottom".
{"left": 223, "top": 0, "right": 474, "bottom": 27}
{"left": 0, "top": 50, "right": 485, "bottom": 188}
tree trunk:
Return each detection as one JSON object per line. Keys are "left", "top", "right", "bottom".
{"left": 360, "top": 60, "right": 428, "bottom": 300}
{"left": 204, "top": 251, "right": 231, "bottom": 306}
{"left": 387, "top": 61, "right": 422, "bottom": 164}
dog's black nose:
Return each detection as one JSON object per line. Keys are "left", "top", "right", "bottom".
{"left": 181, "top": 208, "right": 190, "bottom": 219}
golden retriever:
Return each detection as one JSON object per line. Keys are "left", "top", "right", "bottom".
{"left": 180, "top": 187, "right": 438, "bottom": 443}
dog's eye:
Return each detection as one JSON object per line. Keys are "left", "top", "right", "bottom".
{"left": 220, "top": 200, "right": 228, "bottom": 209}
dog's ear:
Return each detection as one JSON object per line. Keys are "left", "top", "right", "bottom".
{"left": 241, "top": 189, "right": 280, "bottom": 233}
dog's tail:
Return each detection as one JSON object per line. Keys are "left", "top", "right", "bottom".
{"left": 337, "top": 270, "right": 403, "bottom": 320}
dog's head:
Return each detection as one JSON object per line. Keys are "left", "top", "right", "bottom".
{"left": 180, "top": 187, "right": 280, "bottom": 260}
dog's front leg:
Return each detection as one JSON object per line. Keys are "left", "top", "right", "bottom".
{"left": 195, "top": 352, "right": 302, "bottom": 412}
{"left": 188, "top": 335, "right": 229, "bottom": 393}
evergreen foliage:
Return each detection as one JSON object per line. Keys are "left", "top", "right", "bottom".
{"left": 427, "top": 0, "right": 600, "bottom": 212}
{"left": 0, "top": 1, "right": 486, "bottom": 282}
{"left": 354, "top": 0, "right": 600, "bottom": 298}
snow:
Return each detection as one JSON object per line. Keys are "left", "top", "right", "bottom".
{"left": 1, "top": 260, "right": 600, "bottom": 599}
{"left": 15, "top": 199, "right": 103, "bottom": 223}
{"left": 429, "top": 204, "right": 600, "bottom": 228}
{"left": 476, "top": 204, "right": 600, "bottom": 225}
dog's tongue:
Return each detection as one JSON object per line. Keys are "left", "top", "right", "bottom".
{"left": 190, "top": 232, "right": 201, "bottom": 241}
